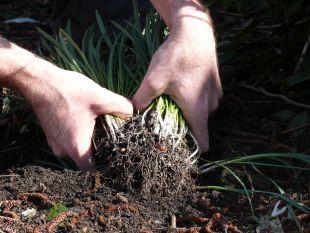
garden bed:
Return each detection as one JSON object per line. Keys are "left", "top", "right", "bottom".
{"left": 1, "top": 95, "right": 309, "bottom": 232}
{"left": 0, "top": 0, "right": 309, "bottom": 232}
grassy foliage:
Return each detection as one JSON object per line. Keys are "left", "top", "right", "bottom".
{"left": 38, "top": 7, "right": 165, "bottom": 97}
{"left": 199, "top": 153, "right": 310, "bottom": 229}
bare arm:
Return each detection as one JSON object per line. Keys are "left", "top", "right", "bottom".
{"left": 0, "top": 38, "right": 133, "bottom": 169}
{"left": 0, "top": 38, "right": 49, "bottom": 96}
{"left": 133, "top": 0, "right": 222, "bottom": 151}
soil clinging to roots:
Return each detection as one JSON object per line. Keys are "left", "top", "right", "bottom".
{"left": 94, "top": 112, "right": 199, "bottom": 197}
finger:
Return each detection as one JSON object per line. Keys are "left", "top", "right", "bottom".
{"left": 132, "top": 72, "right": 166, "bottom": 110}
{"left": 95, "top": 88, "right": 134, "bottom": 120}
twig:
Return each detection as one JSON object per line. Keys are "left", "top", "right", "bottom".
{"left": 0, "top": 175, "right": 20, "bottom": 178}
{"left": 243, "top": 166, "right": 254, "bottom": 198}
{"left": 171, "top": 214, "right": 176, "bottom": 229}
{"left": 294, "top": 32, "right": 310, "bottom": 74}
{"left": 241, "top": 83, "right": 310, "bottom": 110}
{"left": 104, "top": 203, "right": 139, "bottom": 214}
{"left": 1, "top": 211, "right": 19, "bottom": 220}
{"left": 175, "top": 226, "right": 202, "bottom": 233}
{"left": 281, "top": 124, "right": 310, "bottom": 135}
{"left": 176, "top": 216, "right": 209, "bottom": 224}
{"left": 20, "top": 193, "right": 55, "bottom": 208}
{"left": 42, "top": 211, "right": 75, "bottom": 233}
{"left": 0, "top": 200, "right": 22, "bottom": 210}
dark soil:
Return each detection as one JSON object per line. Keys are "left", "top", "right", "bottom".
{"left": 1, "top": 1, "right": 309, "bottom": 232}
{"left": 0, "top": 95, "right": 309, "bottom": 232}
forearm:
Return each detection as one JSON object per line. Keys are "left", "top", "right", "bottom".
{"left": 0, "top": 38, "right": 58, "bottom": 102}
{"left": 149, "top": 0, "right": 212, "bottom": 31}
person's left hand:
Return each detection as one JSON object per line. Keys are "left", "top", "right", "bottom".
{"left": 132, "top": 16, "right": 222, "bottom": 152}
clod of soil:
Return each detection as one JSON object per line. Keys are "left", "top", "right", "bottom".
{"left": 94, "top": 113, "right": 199, "bottom": 197}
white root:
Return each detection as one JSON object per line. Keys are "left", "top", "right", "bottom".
{"left": 105, "top": 115, "right": 116, "bottom": 141}
{"left": 186, "top": 132, "right": 200, "bottom": 163}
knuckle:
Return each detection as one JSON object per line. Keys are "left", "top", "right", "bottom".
{"left": 143, "top": 78, "right": 159, "bottom": 93}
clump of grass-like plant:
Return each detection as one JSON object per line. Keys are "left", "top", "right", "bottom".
{"left": 38, "top": 1, "right": 199, "bottom": 196}
{"left": 198, "top": 153, "right": 310, "bottom": 230}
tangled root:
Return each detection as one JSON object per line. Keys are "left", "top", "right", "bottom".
{"left": 94, "top": 113, "right": 198, "bottom": 196}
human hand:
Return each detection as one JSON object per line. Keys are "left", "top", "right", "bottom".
{"left": 0, "top": 40, "right": 133, "bottom": 169}
{"left": 132, "top": 5, "right": 222, "bottom": 152}
{"left": 27, "top": 67, "right": 133, "bottom": 170}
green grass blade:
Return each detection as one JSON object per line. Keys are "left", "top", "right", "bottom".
{"left": 198, "top": 186, "right": 310, "bottom": 213}
{"left": 222, "top": 165, "right": 258, "bottom": 221}
{"left": 36, "top": 27, "right": 59, "bottom": 46}
{"left": 200, "top": 153, "right": 310, "bottom": 173}
{"left": 96, "top": 10, "right": 112, "bottom": 48}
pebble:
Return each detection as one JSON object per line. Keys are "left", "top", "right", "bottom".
{"left": 21, "top": 208, "right": 37, "bottom": 219}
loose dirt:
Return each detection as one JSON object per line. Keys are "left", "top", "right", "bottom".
{"left": 0, "top": 95, "right": 309, "bottom": 232}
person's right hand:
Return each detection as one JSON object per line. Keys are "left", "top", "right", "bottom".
{"left": 26, "top": 67, "right": 133, "bottom": 170}
{"left": 0, "top": 40, "right": 133, "bottom": 170}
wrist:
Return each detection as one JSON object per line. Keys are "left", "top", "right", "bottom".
{"left": 150, "top": 0, "right": 213, "bottom": 40}
{"left": 150, "top": 0, "right": 211, "bottom": 29}
{"left": 170, "top": 4, "right": 214, "bottom": 40}
{"left": 170, "top": 1, "right": 213, "bottom": 35}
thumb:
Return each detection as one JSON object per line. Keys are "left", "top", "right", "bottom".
{"left": 132, "top": 73, "right": 166, "bottom": 110}
{"left": 95, "top": 88, "right": 134, "bottom": 119}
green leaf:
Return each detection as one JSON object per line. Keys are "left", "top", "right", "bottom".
{"left": 288, "top": 112, "right": 310, "bottom": 129}
{"left": 47, "top": 203, "right": 68, "bottom": 222}
{"left": 36, "top": 27, "right": 59, "bottom": 46}
{"left": 285, "top": 73, "right": 310, "bottom": 87}
{"left": 96, "top": 10, "right": 112, "bottom": 48}
{"left": 222, "top": 165, "right": 258, "bottom": 221}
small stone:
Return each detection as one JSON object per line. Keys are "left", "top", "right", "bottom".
{"left": 21, "top": 208, "right": 36, "bottom": 219}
